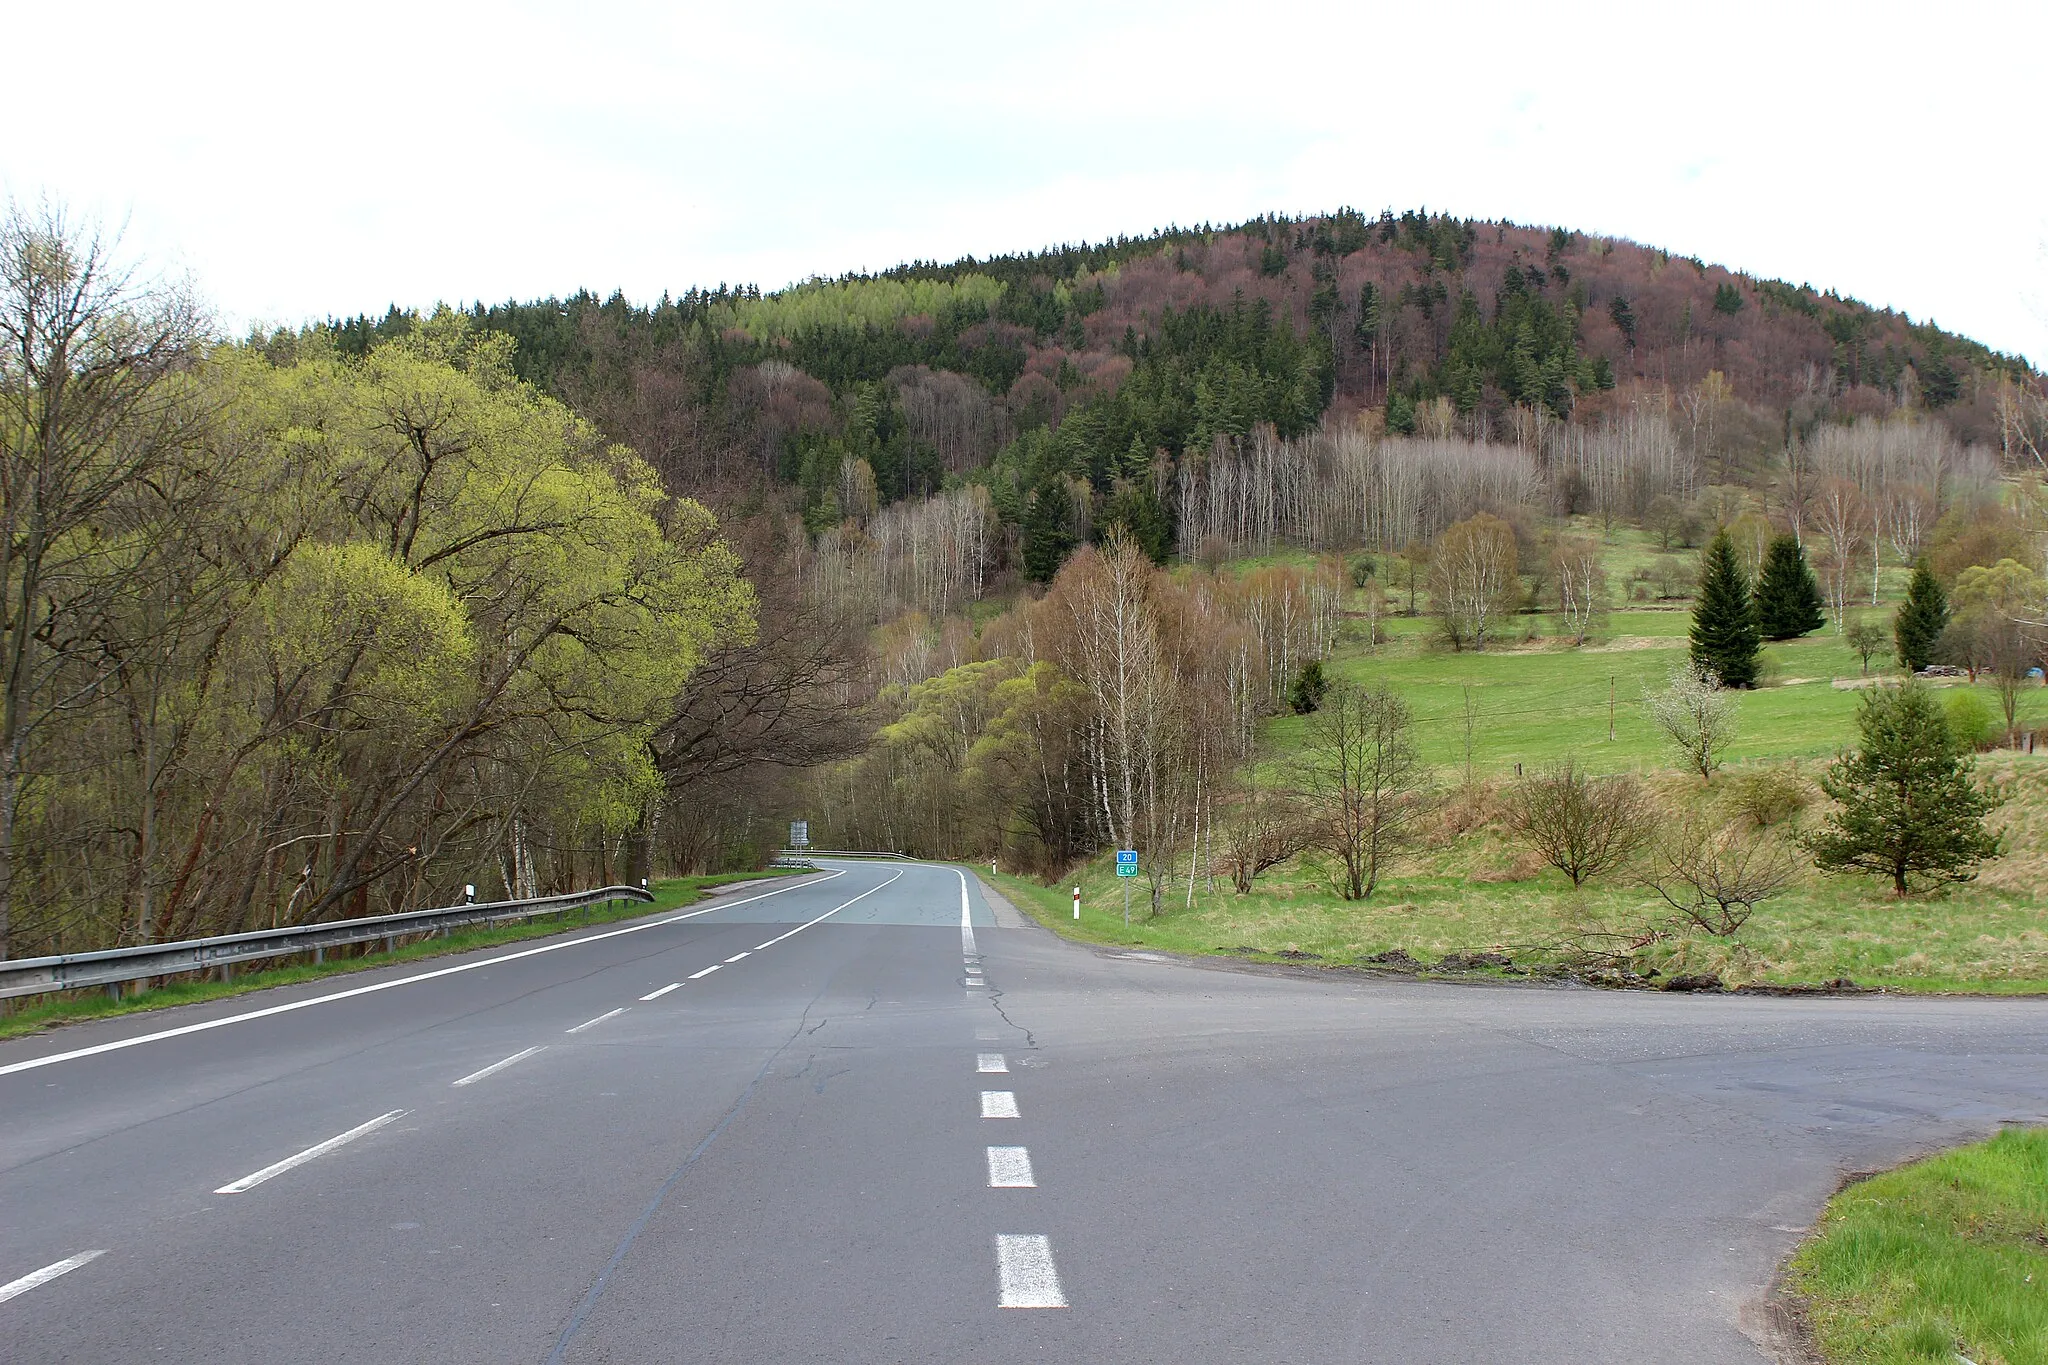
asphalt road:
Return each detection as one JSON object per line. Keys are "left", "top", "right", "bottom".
{"left": 2, "top": 857, "right": 2044, "bottom": 1363}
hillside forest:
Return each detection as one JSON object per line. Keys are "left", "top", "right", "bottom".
{"left": 8, "top": 203, "right": 2048, "bottom": 966}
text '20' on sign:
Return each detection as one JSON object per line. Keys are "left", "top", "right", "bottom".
{"left": 1116, "top": 850, "right": 1139, "bottom": 877}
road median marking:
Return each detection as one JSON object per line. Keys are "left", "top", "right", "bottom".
{"left": 0, "top": 1250, "right": 106, "bottom": 1304}
{"left": 980, "top": 1090, "right": 1020, "bottom": 1118}
{"left": 986, "top": 1146, "right": 1036, "bottom": 1187}
{"left": 215, "top": 1110, "right": 407, "bottom": 1194}
{"left": 977, "top": 1053, "right": 1007, "bottom": 1073}
{"left": 566, "top": 1008, "right": 627, "bottom": 1034}
{"left": 452, "top": 1045, "right": 545, "bottom": 1086}
{"left": 995, "top": 1234, "right": 1066, "bottom": 1307}
{"left": 639, "top": 983, "right": 681, "bottom": 1001}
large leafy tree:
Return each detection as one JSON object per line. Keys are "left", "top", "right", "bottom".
{"left": 1894, "top": 560, "right": 1949, "bottom": 673}
{"left": 1752, "top": 534, "right": 1825, "bottom": 640}
{"left": 1690, "top": 531, "right": 1761, "bottom": 688}
{"left": 1803, "top": 682, "right": 2003, "bottom": 895}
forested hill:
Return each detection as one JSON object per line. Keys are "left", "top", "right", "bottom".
{"left": 316, "top": 209, "right": 2039, "bottom": 569}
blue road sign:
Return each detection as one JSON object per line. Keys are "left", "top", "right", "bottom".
{"left": 1116, "top": 849, "right": 1138, "bottom": 877}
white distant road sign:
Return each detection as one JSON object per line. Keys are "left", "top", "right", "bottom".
{"left": 789, "top": 821, "right": 809, "bottom": 849}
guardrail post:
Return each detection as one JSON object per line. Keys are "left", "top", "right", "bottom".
{"left": 313, "top": 946, "right": 323, "bottom": 964}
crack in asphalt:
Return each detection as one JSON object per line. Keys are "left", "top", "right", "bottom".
{"left": 542, "top": 979, "right": 835, "bottom": 1365}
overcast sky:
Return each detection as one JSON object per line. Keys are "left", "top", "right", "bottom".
{"left": 7, "top": 0, "right": 2043, "bottom": 365}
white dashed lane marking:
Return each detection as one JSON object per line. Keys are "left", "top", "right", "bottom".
{"left": 980, "top": 1091, "right": 1020, "bottom": 1119}
{"left": 995, "top": 1234, "right": 1066, "bottom": 1308}
{"left": 452, "top": 1046, "right": 545, "bottom": 1087}
{"left": 977, "top": 1053, "right": 1007, "bottom": 1073}
{"left": 688, "top": 965, "right": 720, "bottom": 980}
{"left": 0, "top": 1250, "right": 106, "bottom": 1304}
{"left": 566, "top": 1008, "right": 627, "bottom": 1034}
{"left": 986, "top": 1146, "right": 1036, "bottom": 1187}
{"left": 639, "top": 983, "right": 681, "bottom": 1001}
{"left": 723, "top": 953, "right": 749, "bottom": 963}
{"left": 215, "top": 1110, "right": 408, "bottom": 1194}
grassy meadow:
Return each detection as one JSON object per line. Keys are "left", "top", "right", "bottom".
{"left": 1004, "top": 533, "right": 2048, "bottom": 994}
{"left": 1787, "top": 1127, "right": 2048, "bottom": 1363}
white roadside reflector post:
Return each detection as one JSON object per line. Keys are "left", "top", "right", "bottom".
{"left": 1072, "top": 886, "right": 1080, "bottom": 919}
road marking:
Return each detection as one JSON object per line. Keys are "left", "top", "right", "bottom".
{"left": 995, "top": 1234, "right": 1066, "bottom": 1308}
{"left": 0, "top": 1250, "right": 106, "bottom": 1304}
{"left": 639, "top": 983, "right": 681, "bottom": 1001}
{"left": 567, "top": 1008, "right": 627, "bottom": 1034}
{"left": 977, "top": 1053, "right": 1008, "bottom": 1073}
{"left": 723, "top": 952, "right": 750, "bottom": 963}
{"left": 452, "top": 1045, "right": 546, "bottom": 1086}
{"left": 980, "top": 1090, "right": 1020, "bottom": 1118}
{"left": 215, "top": 1110, "right": 407, "bottom": 1194}
{"left": 0, "top": 872, "right": 845, "bottom": 1078}
{"left": 688, "top": 965, "right": 720, "bottom": 979}
{"left": 748, "top": 872, "right": 906, "bottom": 951}
{"left": 957, "top": 868, "right": 976, "bottom": 956}
{"left": 986, "top": 1146, "right": 1036, "bottom": 1187}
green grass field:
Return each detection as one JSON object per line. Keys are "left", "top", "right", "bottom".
{"left": 1787, "top": 1128, "right": 2048, "bottom": 1363}
{"left": 992, "top": 750, "right": 2048, "bottom": 993}
{"left": 0, "top": 870, "right": 802, "bottom": 1041}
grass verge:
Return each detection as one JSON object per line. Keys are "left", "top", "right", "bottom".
{"left": 0, "top": 869, "right": 804, "bottom": 1043}
{"left": 1786, "top": 1128, "right": 2048, "bottom": 1364}
{"left": 987, "top": 757, "right": 2048, "bottom": 994}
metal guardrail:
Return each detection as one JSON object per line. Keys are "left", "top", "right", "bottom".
{"left": 0, "top": 884, "right": 655, "bottom": 1002}
{"left": 779, "top": 849, "right": 906, "bottom": 859}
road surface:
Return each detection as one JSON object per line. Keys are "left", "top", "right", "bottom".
{"left": 2, "top": 857, "right": 2043, "bottom": 1362}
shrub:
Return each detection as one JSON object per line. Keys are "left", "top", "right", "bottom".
{"left": 1945, "top": 690, "right": 1997, "bottom": 750}
{"left": 1729, "top": 766, "right": 1810, "bottom": 827}
{"left": 1287, "top": 659, "right": 1329, "bottom": 715}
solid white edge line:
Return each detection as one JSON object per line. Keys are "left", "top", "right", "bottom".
{"left": 566, "top": 1008, "right": 627, "bottom": 1034}
{"left": 995, "top": 1234, "right": 1066, "bottom": 1308}
{"left": 214, "top": 1109, "right": 408, "bottom": 1194}
{"left": 0, "top": 871, "right": 847, "bottom": 1078}
{"left": 980, "top": 1090, "right": 1020, "bottom": 1118}
{"left": 452, "top": 1045, "right": 546, "bottom": 1087}
{"left": 688, "top": 965, "right": 720, "bottom": 979}
{"left": 977, "top": 1052, "right": 1008, "bottom": 1073}
{"left": 639, "top": 983, "right": 681, "bottom": 1001}
{"left": 0, "top": 1249, "right": 107, "bottom": 1304}
{"left": 986, "top": 1145, "right": 1036, "bottom": 1188}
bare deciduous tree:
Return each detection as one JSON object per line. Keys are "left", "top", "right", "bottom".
{"left": 1550, "top": 536, "right": 1607, "bottom": 646}
{"left": 1503, "top": 760, "right": 1658, "bottom": 887}
{"left": 1214, "top": 780, "right": 1312, "bottom": 894}
{"left": 1296, "top": 681, "right": 1432, "bottom": 900}
{"left": 1647, "top": 662, "right": 1738, "bottom": 782}
{"left": 1646, "top": 811, "right": 1798, "bottom": 935}
{"left": 1429, "top": 512, "right": 1519, "bottom": 651}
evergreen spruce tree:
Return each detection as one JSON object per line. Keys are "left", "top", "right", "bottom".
{"left": 1689, "top": 530, "right": 1762, "bottom": 688}
{"left": 1894, "top": 560, "right": 1949, "bottom": 673}
{"left": 1752, "top": 534, "right": 1825, "bottom": 640}
{"left": 1803, "top": 683, "right": 2003, "bottom": 895}
{"left": 1021, "top": 480, "right": 1076, "bottom": 583}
